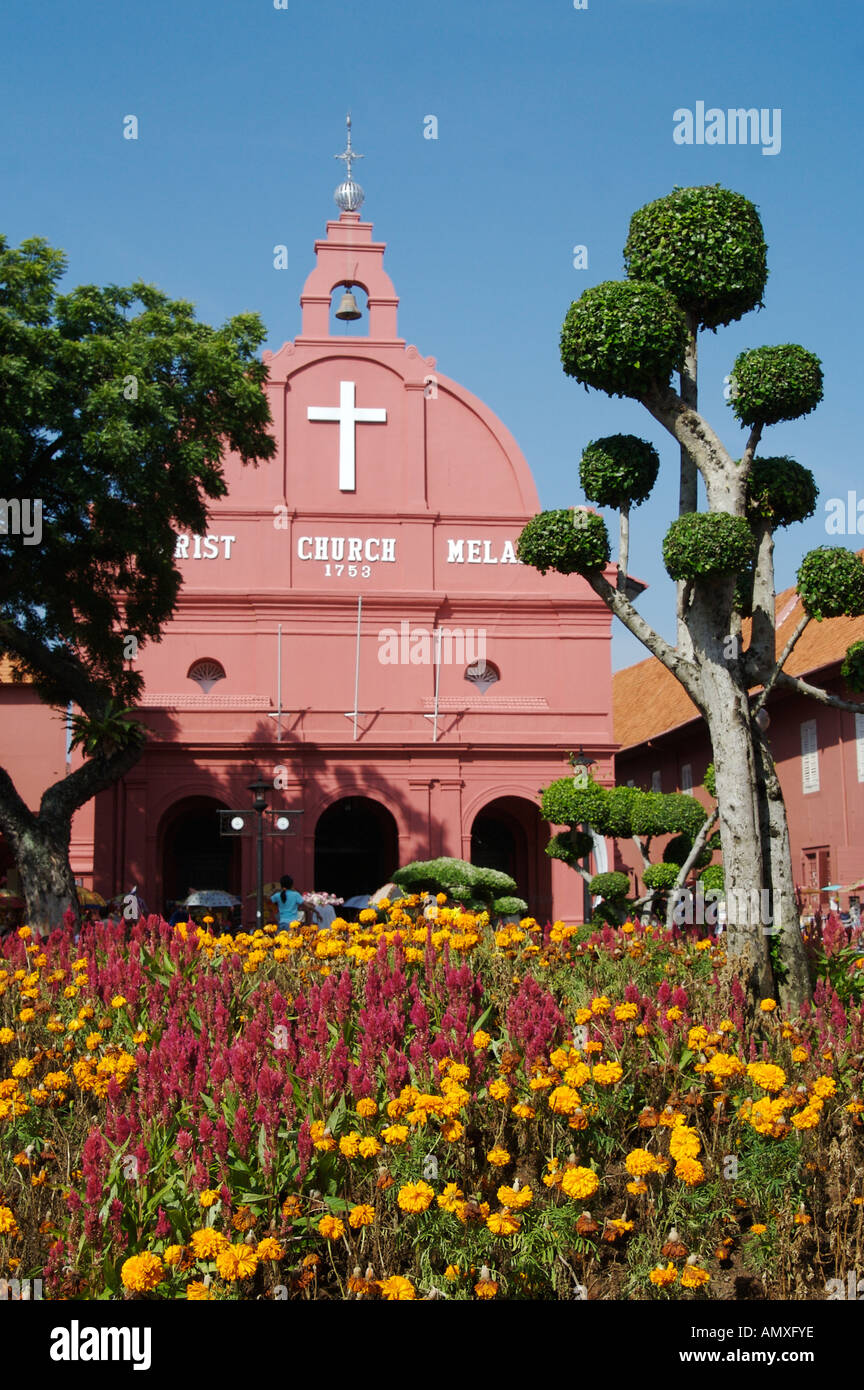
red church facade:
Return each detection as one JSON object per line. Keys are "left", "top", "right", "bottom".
{"left": 1, "top": 190, "right": 617, "bottom": 923}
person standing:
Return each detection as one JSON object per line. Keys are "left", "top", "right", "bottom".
{"left": 271, "top": 874, "right": 304, "bottom": 928}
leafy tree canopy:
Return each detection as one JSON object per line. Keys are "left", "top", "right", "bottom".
{"left": 623, "top": 185, "right": 768, "bottom": 331}
{"left": 797, "top": 547, "right": 864, "bottom": 621}
{"left": 579, "top": 434, "right": 660, "bottom": 511}
{"left": 729, "top": 344, "right": 823, "bottom": 428}
{"left": 745, "top": 456, "right": 818, "bottom": 530}
{"left": 0, "top": 234, "right": 277, "bottom": 716}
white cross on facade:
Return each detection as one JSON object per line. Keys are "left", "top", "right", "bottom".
{"left": 307, "top": 381, "right": 387, "bottom": 491}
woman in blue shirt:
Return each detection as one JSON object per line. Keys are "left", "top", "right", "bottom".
{"left": 271, "top": 874, "right": 305, "bottom": 927}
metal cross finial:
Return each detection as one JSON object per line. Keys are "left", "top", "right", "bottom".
{"left": 334, "top": 112, "right": 364, "bottom": 183}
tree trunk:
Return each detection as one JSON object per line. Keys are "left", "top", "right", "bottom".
{"left": 688, "top": 584, "right": 773, "bottom": 1002}
{"left": 11, "top": 819, "right": 79, "bottom": 937}
{"left": 751, "top": 726, "right": 812, "bottom": 1010}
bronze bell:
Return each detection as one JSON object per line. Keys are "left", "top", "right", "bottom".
{"left": 335, "top": 287, "right": 362, "bottom": 321}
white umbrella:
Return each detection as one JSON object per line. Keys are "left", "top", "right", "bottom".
{"left": 182, "top": 890, "right": 240, "bottom": 908}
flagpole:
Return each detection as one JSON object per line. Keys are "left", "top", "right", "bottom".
{"left": 352, "top": 595, "right": 362, "bottom": 741}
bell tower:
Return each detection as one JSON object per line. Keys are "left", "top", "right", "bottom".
{"left": 297, "top": 115, "right": 402, "bottom": 345}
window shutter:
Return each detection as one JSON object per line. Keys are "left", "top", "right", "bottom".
{"left": 651, "top": 770, "right": 662, "bottom": 793}
{"left": 856, "top": 713, "right": 864, "bottom": 784}
{"left": 681, "top": 763, "right": 693, "bottom": 795}
{"left": 801, "top": 720, "right": 819, "bottom": 794}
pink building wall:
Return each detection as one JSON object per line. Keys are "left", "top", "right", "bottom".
{"left": 615, "top": 668, "right": 864, "bottom": 910}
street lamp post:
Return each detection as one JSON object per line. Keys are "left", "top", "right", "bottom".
{"left": 218, "top": 780, "right": 303, "bottom": 931}
{"left": 249, "top": 779, "right": 269, "bottom": 931}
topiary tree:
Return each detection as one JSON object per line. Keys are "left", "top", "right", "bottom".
{"left": 391, "top": 857, "right": 522, "bottom": 917}
{"left": 516, "top": 508, "right": 610, "bottom": 576}
{"left": 588, "top": 871, "right": 632, "bottom": 925}
{"left": 520, "top": 183, "right": 860, "bottom": 1011}
{"left": 539, "top": 773, "right": 715, "bottom": 923}
{"left": 580, "top": 435, "right": 660, "bottom": 590}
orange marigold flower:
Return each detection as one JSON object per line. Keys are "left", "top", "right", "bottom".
{"left": 591, "top": 1061, "right": 623, "bottom": 1086}
{"left": 674, "top": 1157, "right": 705, "bottom": 1186}
{"left": 559, "top": 1166, "right": 599, "bottom": 1201}
{"left": 121, "top": 1252, "right": 164, "bottom": 1293}
{"left": 215, "top": 1243, "right": 259, "bottom": 1281}
{"left": 256, "top": 1237, "right": 284, "bottom": 1260}
{"left": 378, "top": 1274, "right": 416, "bottom": 1299}
{"left": 649, "top": 1263, "right": 677, "bottom": 1287}
{"left": 486, "top": 1147, "right": 511, "bottom": 1167}
{"left": 317, "top": 1214, "right": 345, "bottom": 1240}
{"left": 397, "top": 1181, "right": 435, "bottom": 1214}
{"left": 680, "top": 1264, "right": 710, "bottom": 1288}
{"left": 356, "top": 1098, "right": 378, "bottom": 1118}
{"left": 348, "top": 1204, "right": 375, "bottom": 1228}
{"left": 625, "top": 1148, "right": 658, "bottom": 1177}
{"left": 486, "top": 1209, "right": 520, "bottom": 1236}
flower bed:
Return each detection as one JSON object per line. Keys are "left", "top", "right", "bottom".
{"left": 0, "top": 900, "right": 862, "bottom": 1300}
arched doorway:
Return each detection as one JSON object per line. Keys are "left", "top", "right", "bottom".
{"left": 314, "top": 797, "right": 399, "bottom": 900}
{"left": 470, "top": 796, "right": 552, "bottom": 919}
{"left": 159, "top": 796, "right": 240, "bottom": 913}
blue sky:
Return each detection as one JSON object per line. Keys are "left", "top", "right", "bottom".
{"left": 2, "top": 0, "right": 861, "bottom": 668}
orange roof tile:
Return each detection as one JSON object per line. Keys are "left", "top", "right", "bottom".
{"left": 614, "top": 577, "right": 864, "bottom": 752}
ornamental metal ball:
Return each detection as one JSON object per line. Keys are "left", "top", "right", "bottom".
{"left": 334, "top": 179, "right": 365, "bottom": 212}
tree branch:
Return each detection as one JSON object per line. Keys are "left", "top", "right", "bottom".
{"left": 775, "top": 670, "right": 864, "bottom": 714}
{"left": 639, "top": 384, "right": 737, "bottom": 505}
{"left": 752, "top": 614, "right": 812, "bottom": 715}
{"left": 617, "top": 505, "right": 630, "bottom": 592}
{"left": 0, "top": 620, "right": 110, "bottom": 716}
{"left": 39, "top": 741, "right": 146, "bottom": 827}
{"left": 585, "top": 569, "right": 703, "bottom": 704}
{"left": 0, "top": 764, "right": 38, "bottom": 843}
{"left": 748, "top": 522, "right": 776, "bottom": 681}
{"left": 741, "top": 423, "right": 763, "bottom": 472}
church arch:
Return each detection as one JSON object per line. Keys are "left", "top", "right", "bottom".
{"left": 313, "top": 795, "right": 399, "bottom": 902}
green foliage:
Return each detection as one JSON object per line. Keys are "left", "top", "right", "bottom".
{"left": 642, "top": 862, "right": 680, "bottom": 891}
{"left": 560, "top": 280, "right": 687, "bottom": 400}
{"left": 662, "top": 512, "right": 756, "bottom": 582}
{"left": 623, "top": 185, "right": 768, "bottom": 331}
{"left": 391, "top": 857, "right": 518, "bottom": 903}
{"left": 797, "top": 547, "right": 864, "bottom": 620}
{"left": 663, "top": 834, "right": 712, "bottom": 871}
{"left": 579, "top": 434, "right": 660, "bottom": 510}
{"left": 0, "top": 234, "right": 277, "bottom": 711}
{"left": 540, "top": 777, "right": 612, "bottom": 833}
{"left": 746, "top": 456, "right": 818, "bottom": 530}
{"left": 541, "top": 778, "right": 705, "bottom": 844}
{"left": 730, "top": 344, "right": 824, "bottom": 427}
{"left": 703, "top": 763, "right": 716, "bottom": 799}
{"left": 67, "top": 700, "right": 148, "bottom": 758}
{"left": 545, "top": 829, "right": 593, "bottom": 864}
{"left": 516, "top": 508, "right": 610, "bottom": 576}
{"left": 492, "top": 896, "right": 529, "bottom": 916}
{"left": 588, "top": 871, "right": 631, "bottom": 901}
{"left": 841, "top": 640, "right": 864, "bottom": 694}
{"left": 699, "top": 864, "right": 725, "bottom": 891}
